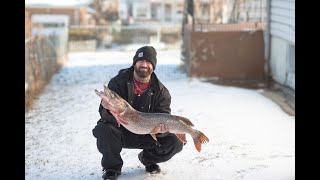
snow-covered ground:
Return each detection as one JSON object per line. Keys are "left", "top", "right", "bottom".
{"left": 25, "top": 48, "right": 295, "bottom": 180}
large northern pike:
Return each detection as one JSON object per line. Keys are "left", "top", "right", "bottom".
{"left": 95, "top": 84, "right": 209, "bottom": 152}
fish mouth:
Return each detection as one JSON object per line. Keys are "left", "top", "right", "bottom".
{"left": 103, "top": 84, "right": 112, "bottom": 98}
{"left": 103, "top": 84, "right": 123, "bottom": 112}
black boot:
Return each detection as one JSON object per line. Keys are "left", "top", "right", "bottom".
{"left": 138, "top": 152, "right": 161, "bottom": 174}
{"left": 102, "top": 169, "right": 121, "bottom": 180}
{"left": 145, "top": 163, "right": 161, "bottom": 174}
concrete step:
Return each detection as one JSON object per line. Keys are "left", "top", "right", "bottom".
{"left": 262, "top": 90, "right": 295, "bottom": 116}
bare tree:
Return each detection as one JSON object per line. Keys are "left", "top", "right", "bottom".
{"left": 89, "top": 0, "right": 119, "bottom": 25}
{"left": 230, "top": 0, "right": 240, "bottom": 23}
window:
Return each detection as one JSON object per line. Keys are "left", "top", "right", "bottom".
{"left": 136, "top": 7, "right": 148, "bottom": 18}
{"left": 165, "top": 4, "right": 171, "bottom": 21}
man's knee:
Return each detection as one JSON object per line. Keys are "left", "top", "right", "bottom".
{"left": 173, "top": 136, "right": 183, "bottom": 153}
{"left": 92, "top": 122, "right": 115, "bottom": 138}
{"left": 159, "top": 134, "right": 183, "bottom": 154}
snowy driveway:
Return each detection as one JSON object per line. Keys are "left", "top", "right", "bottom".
{"left": 25, "top": 49, "right": 295, "bottom": 180}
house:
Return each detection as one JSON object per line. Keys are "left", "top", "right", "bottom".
{"left": 25, "top": 0, "right": 99, "bottom": 110}
{"left": 224, "top": 0, "right": 267, "bottom": 23}
{"left": 189, "top": 0, "right": 267, "bottom": 24}
{"left": 119, "top": 0, "right": 184, "bottom": 25}
{"left": 193, "top": 0, "right": 224, "bottom": 24}
{"left": 25, "top": 0, "right": 96, "bottom": 37}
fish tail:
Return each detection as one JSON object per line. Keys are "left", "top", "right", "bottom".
{"left": 192, "top": 130, "right": 209, "bottom": 152}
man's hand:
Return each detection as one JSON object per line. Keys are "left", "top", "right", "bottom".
{"left": 101, "top": 100, "right": 109, "bottom": 109}
{"left": 151, "top": 123, "right": 168, "bottom": 134}
{"left": 150, "top": 123, "right": 169, "bottom": 142}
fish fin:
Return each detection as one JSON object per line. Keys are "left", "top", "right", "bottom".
{"left": 150, "top": 134, "right": 157, "bottom": 141}
{"left": 176, "top": 116, "right": 194, "bottom": 126}
{"left": 110, "top": 111, "right": 128, "bottom": 127}
{"left": 109, "top": 111, "right": 121, "bottom": 127}
{"left": 118, "top": 117, "right": 128, "bottom": 126}
{"left": 193, "top": 131, "right": 209, "bottom": 152}
{"left": 175, "top": 134, "right": 187, "bottom": 143}
{"left": 115, "top": 116, "right": 121, "bottom": 127}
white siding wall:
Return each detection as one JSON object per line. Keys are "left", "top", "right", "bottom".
{"left": 270, "top": 0, "right": 295, "bottom": 43}
{"left": 270, "top": 37, "right": 289, "bottom": 84}
{"left": 269, "top": 0, "right": 295, "bottom": 90}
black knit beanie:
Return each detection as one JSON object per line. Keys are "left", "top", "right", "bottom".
{"left": 133, "top": 46, "right": 157, "bottom": 70}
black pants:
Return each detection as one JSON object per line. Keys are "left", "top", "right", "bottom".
{"left": 92, "top": 121, "right": 183, "bottom": 171}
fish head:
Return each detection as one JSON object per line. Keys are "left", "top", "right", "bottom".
{"left": 103, "top": 84, "right": 127, "bottom": 113}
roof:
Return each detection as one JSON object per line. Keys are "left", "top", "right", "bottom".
{"left": 25, "top": 0, "right": 93, "bottom": 8}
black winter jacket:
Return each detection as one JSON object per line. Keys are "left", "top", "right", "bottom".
{"left": 98, "top": 66, "right": 172, "bottom": 129}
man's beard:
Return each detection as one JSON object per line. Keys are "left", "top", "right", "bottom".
{"left": 134, "top": 65, "right": 153, "bottom": 78}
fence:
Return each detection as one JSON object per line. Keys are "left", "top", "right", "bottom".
{"left": 25, "top": 35, "right": 67, "bottom": 112}
{"left": 182, "top": 22, "right": 266, "bottom": 81}
{"left": 194, "top": 22, "right": 266, "bottom": 32}
{"left": 68, "top": 24, "right": 182, "bottom": 51}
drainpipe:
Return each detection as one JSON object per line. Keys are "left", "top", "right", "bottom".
{"left": 265, "top": 0, "right": 272, "bottom": 88}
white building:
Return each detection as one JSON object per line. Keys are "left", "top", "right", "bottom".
{"left": 120, "top": 0, "right": 183, "bottom": 25}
